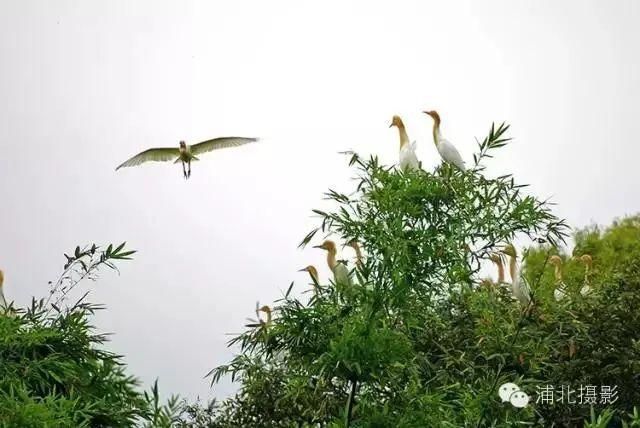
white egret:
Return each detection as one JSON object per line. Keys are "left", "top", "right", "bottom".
{"left": 501, "top": 244, "right": 532, "bottom": 306}
{"left": 549, "top": 256, "right": 568, "bottom": 301}
{"left": 423, "top": 110, "right": 466, "bottom": 171}
{"left": 313, "top": 240, "right": 352, "bottom": 287}
{"left": 116, "top": 137, "right": 259, "bottom": 179}
{"left": 256, "top": 304, "right": 273, "bottom": 327}
{"left": 298, "top": 265, "right": 320, "bottom": 292}
{"left": 389, "top": 115, "right": 420, "bottom": 171}
{"left": 345, "top": 239, "right": 364, "bottom": 268}
{"left": 574, "top": 254, "right": 593, "bottom": 296}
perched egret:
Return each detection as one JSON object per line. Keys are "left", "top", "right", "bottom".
{"left": 423, "top": 110, "right": 466, "bottom": 171}
{"left": 298, "top": 265, "right": 320, "bottom": 292}
{"left": 501, "top": 244, "right": 532, "bottom": 306}
{"left": 116, "top": 137, "right": 259, "bottom": 179}
{"left": 389, "top": 115, "right": 420, "bottom": 171}
{"left": 313, "top": 240, "right": 352, "bottom": 287}
{"left": 256, "top": 304, "right": 273, "bottom": 327}
{"left": 0, "top": 269, "right": 6, "bottom": 311}
{"left": 345, "top": 239, "right": 364, "bottom": 268}
{"left": 549, "top": 256, "right": 568, "bottom": 301}
{"left": 574, "top": 254, "right": 593, "bottom": 296}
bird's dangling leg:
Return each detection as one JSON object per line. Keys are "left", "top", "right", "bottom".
{"left": 187, "top": 160, "right": 192, "bottom": 179}
{"left": 182, "top": 161, "right": 188, "bottom": 179}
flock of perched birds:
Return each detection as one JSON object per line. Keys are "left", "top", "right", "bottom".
{"left": 391, "top": 110, "right": 466, "bottom": 172}
{"left": 483, "top": 246, "right": 594, "bottom": 308}
{"left": 284, "top": 239, "right": 595, "bottom": 326}
{"left": 0, "top": 110, "right": 591, "bottom": 321}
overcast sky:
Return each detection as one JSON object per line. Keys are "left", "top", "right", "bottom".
{"left": 1, "top": 0, "right": 639, "bottom": 401}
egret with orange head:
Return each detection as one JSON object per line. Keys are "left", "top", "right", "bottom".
{"left": 501, "top": 244, "right": 531, "bottom": 306}
{"left": 549, "top": 255, "right": 568, "bottom": 301}
{"left": 313, "top": 240, "right": 352, "bottom": 287}
{"left": 345, "top": 239, "right": 364, "bottom": 268}
{"left": 423, "top": 110, "right": 466, "bottom": 171}
{"left": 389, "top": 115, "right": 420, "bottom": 171}
{"left": 574, "top": 254, "right": 593, "bottom": 296}
{"left": 298, "top": 265, "right": 320, "bottom": 292}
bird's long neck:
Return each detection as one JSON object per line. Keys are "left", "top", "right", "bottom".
{"left": 326, "top": 249, "right": 338, "bottom": 271}
{"left": 353, "top": 244, "right": 363, "bottom": 267}
{"left": 584, "top": 263, "right": 590, "bottom": 284}
{"left": 309, "top": 270, "right": 319, "bottom": 285}
{"left": 496, "top": 260, "right": 505, "bottom": 283}
{"left": 264, "top": 311, "right": 272, "bottom": 325}
{"left": 432, "top": 119, "right": 442, "bottom": 146}
{"left": 554, "top": 264, "right": 563, "bottom": 282}
{"left": 396, "top": 123, "right": 410, "bottom": 149}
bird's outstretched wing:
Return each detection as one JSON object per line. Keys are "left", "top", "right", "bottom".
{"left": 115, "top": 148, "right": 181, "bottom": 170}
{"left": 190, "top": 137, "right": 258, "bottom": 156}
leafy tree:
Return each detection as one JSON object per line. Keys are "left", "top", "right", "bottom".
{"left": 0, "top": 243, "right": 181, "bottom": 427}
{"left": 201, "top": 123, "right": 640, "bottom": 427}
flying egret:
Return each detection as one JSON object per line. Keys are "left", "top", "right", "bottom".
{"left": 501, "top": 244, "right": 532, "bottom": 306}
{"left": 345, "top": 239, "right": 364, "bottom": 268}
{"left": 574, "top": 254, "right": 593, "bottom": 296}
{"left": 116, "top": 137, "right": 259, "bottom": 179}
{"left": 423, "top": 110, "right": 466, "bottom": 171}
{"left": 298, "top": 265, "right": 320, "bottom": 292}
{"left": 389, "top": 115, "right": 420, "bottom": 171}
{"left": 313, "top": 240, "right": 352, "bottom": 287}
{"left": 549, "top": 256, "right": 568, "bottom": 301}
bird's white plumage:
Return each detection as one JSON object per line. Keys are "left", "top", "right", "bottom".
{"left": 333, "top": 261, "right": 352, "bottom": 286}
{"left": 399, "top": 141, "right": 420, "bottom": 171}
{"left": 436, "top": 138, "right": 466, "bottom": 171}
{"left": 510, "top": 261, "right": 531, "bottom": 306}
{"left": 554, "top": 285, "right": 567, "bottom": 301}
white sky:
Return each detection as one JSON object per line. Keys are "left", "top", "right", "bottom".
{"left": 1, "top": 0, "right": 639, "bottom": 401}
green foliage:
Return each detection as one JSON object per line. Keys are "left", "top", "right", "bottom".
{"left": 199, "top": 123, "right": 640, "bottom": 427}
{"left": 519, "top": 215, "right": 640, "bottom": 426}
{"left": 0, "top": 243, "right": 181, "bottom": 427}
